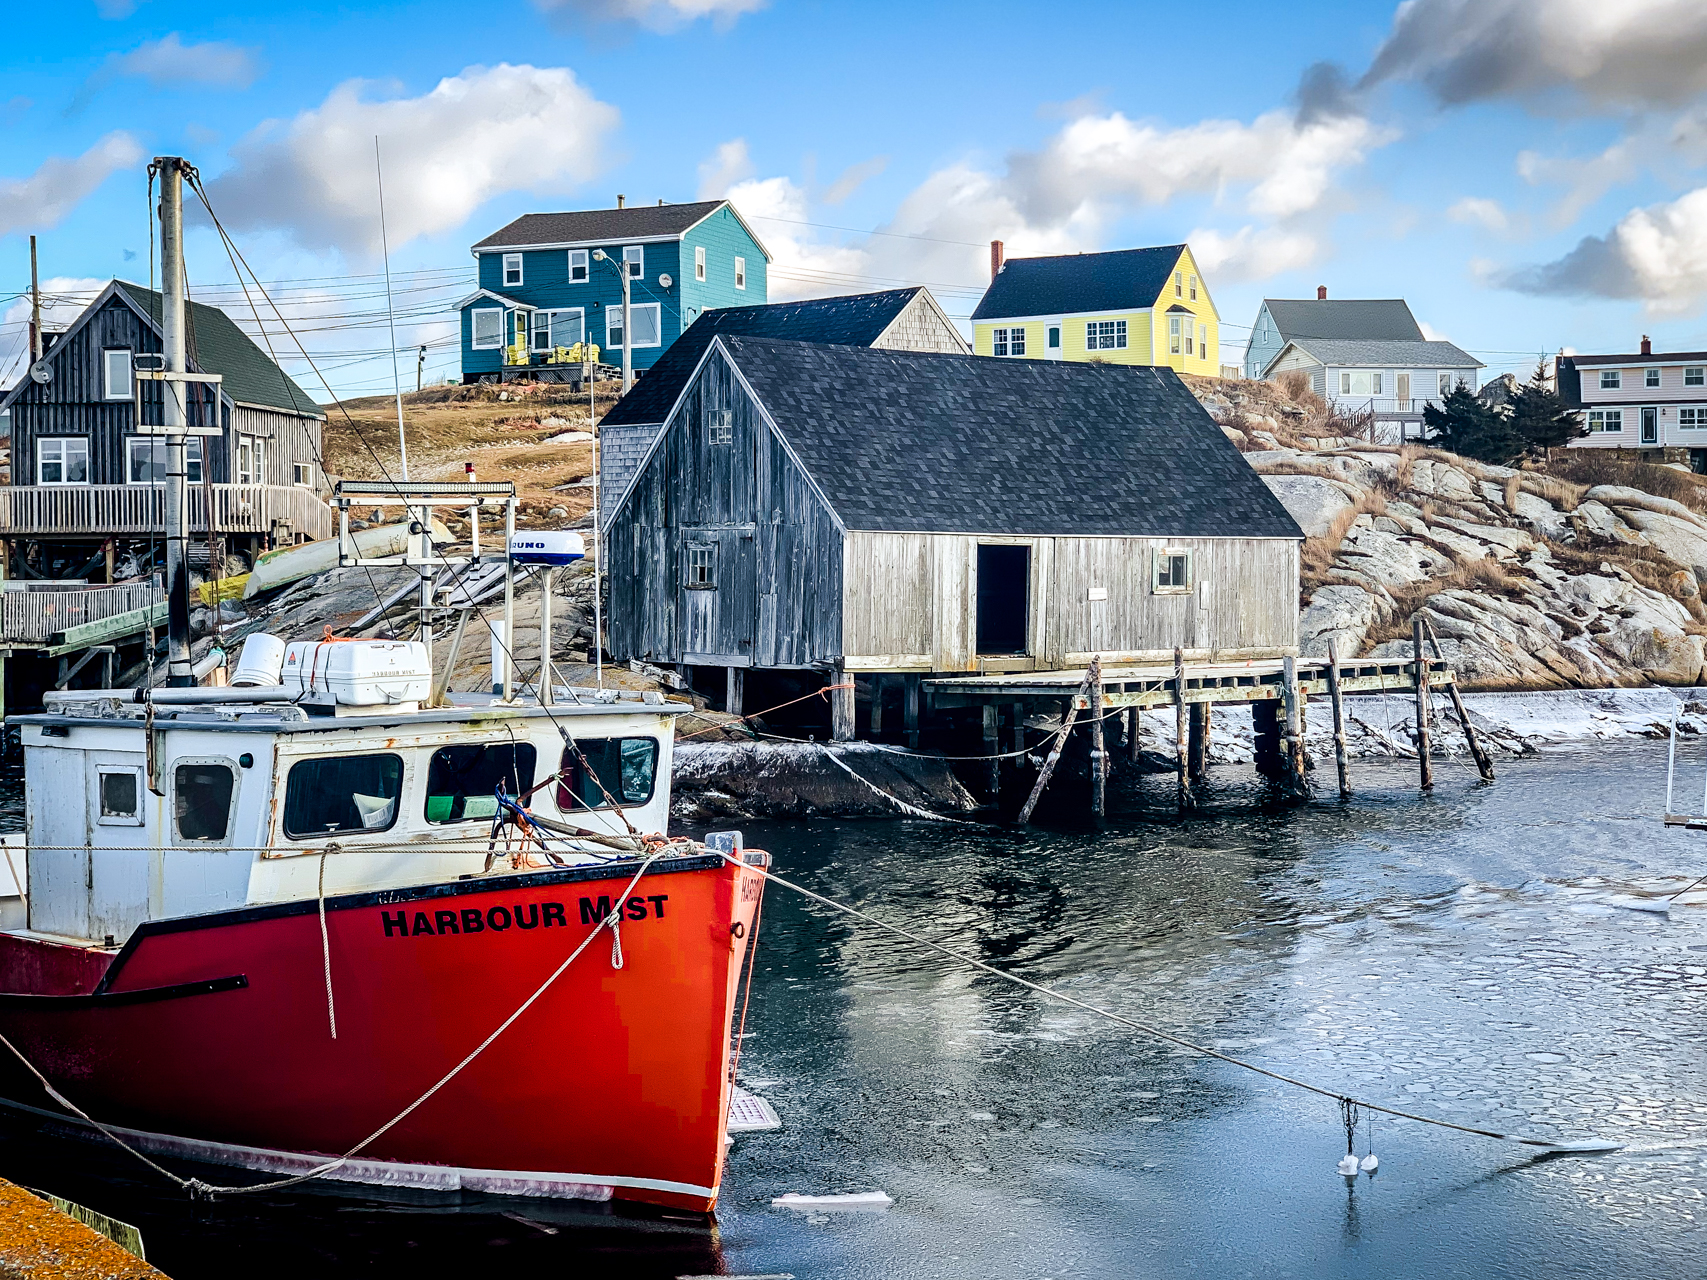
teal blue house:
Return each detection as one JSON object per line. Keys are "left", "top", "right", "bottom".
{"left": 456, "top": 199, "right": 770, "bottom": 383}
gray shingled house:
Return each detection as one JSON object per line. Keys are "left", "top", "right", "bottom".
{"left": 605, "top": 335, "right": 1303, "bottom": 736}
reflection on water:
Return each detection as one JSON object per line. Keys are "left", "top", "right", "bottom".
{"left": 2, "top": 747, "right": 1706, "bottom": 1277}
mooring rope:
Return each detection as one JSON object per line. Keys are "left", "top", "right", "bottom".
{"left": 317, "top": 849, "right": 337, "bottom": 1041}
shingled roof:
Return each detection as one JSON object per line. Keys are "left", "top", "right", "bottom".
{"left": 1262, "top": 298, "right": 1423, "bottom": 342}
{"left": 115, "top": 282, "right": 322, "bottom": 416}
{"left": 601, "top": 287, "right": 932, "bottom": 428}
{"left": 472, "top": 201, "right": 728, "bottom": 250}
{"left": 971, "top": 246, "right": 1187, "bottom": 321}
{"left": 1283, "top": 337, "right": 1482, "bottom": 369}
{"left": 705, "top": 336, "right": 1302, "bottom": 539}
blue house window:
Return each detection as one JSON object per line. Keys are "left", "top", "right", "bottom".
{"left": 568, "top": 250, "right": 588, "bottom": 282}
{"left": 502, "top": 254, "right": 523, "bottom": 287}
{"left": 471, "top": 308, "right": 504, "bottom": 350}
{"left": 607, "top": 304, "right": 661, "bottom": 350}
{"left": 623, "top": 246, "right": 643, "bottom": 280}
{"left": 695, "top": 246, "right": 706, "bottom": 281}
{"left": 735, "top": 256, "right": 746, "bottom": 290}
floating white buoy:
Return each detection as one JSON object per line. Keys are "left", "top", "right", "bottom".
{"left": 1360, "top": 1154, "right": 1379, "bottom": 1172}
{"left": 772, "top": 1191, "right": 893, "bottom": 1211}
{"left": 1336, "top": 1155, "right": 1360, "bottom": 1176}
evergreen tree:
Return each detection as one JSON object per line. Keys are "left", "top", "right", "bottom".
{"left": 1510, "top": 359, "right": 1584, "bottom": 454}
{"left": 1424, "top": 384, "right": 1523, "bottom": 464}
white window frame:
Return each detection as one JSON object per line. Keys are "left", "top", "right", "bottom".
{"left": 605, "top": 302, "right": 662, "bottom": 350}
{"left": 1198, "top": 323, "right": 1207, "bottom": 356}
{"left": 1679, "top": 407, "right": 1707, "bottom": 429}
{"left": 471, "top": 308, "right": 504, "bottom": 350}
{"left": 1152, "top": 548, "right": 1193, "bottom": 595}
{"left": 103, "top": 348, "right": 133, "bottom": 401}
{"left": 567, "top": 249, "right": 589, "bottom": 283}
{"left": 293, "top": 462, "right": 312, "bottom": 486}
{"left": 546, "top": 308, "right": 585, "bottom": 350}
{"left": 126, "top": 435, "right": 202, "bottom": 485}
{"left": 1646, "top": 368, "right": 1662, "bottom": 387}
{"left": 529, "top": 310, "right": 552, "bottom": 353}
{"left": 1371, "top": 372, "right": 1383, "bottom": 395}
{"left": 1047, "top": 326, "right": 1060, "bottom": 350}
{"left": 1090, "top": 319, "right": 1127, "bottom": 351}
{"left": 1587, "top": 408, "right": 1623, "bottom": 434}
{"left": 236, "top": 437, "right": 265, "bottom": 486}
{"left": 623, "top": 245, "right": 643, "bottom": 279}
{"left": 1189, "top": 275, "right": 1198, "bottom": 301}
{"left": 95, "top": 765, "right": 145, "bottom": 827}
{"left": 695, "top": 245, "right": 706, "bottom": 282}
{"left": 710, "top": 408, "right": 733, "bottom": 445}
{"left": 1687, "top": 366, "right": 1705, "bottom": 387}
{"left": 502, "top": 253, "right": 523, "bottom": 287}
{"left": 36, "top": 436, "right": 88, "bottom": 486}
{"left": 1173, "top": 271, "right": 1183, "bottom": 298}
{"left": 992, "top": 327, "right": 1026, "bottom": 357}
{"left": 1169, "top": 316, "right": 1183, "bottom": 355}
{"left": 1599, "top": 369, "right": 1621, "bottom": 389}
{"left": 734, "top": 255, "right": 746, "bottom": 290}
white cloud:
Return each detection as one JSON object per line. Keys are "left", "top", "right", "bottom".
{"left": 1188, "top": 226, "right": 1320, "bottom": 281}
{"left": 822, "top": 155, "right": 887, "bottom": 207}
{"left": 2, "top": 276, "right": 106, "bottom": 331}
{"left": 105, "top": 33, "right": 261, "bottom": 89}
{"left": 199, "top": 64, "right": 620, "bottom": 256}
{"left": 0, "top": 133, "right": 142, "bottom": 238}
{"left": 533, "top": 0, "right": 765, "bottom": 31}
{"left": 696, "top": 139, "right": 753, "bottom": 200}
{"left": 1448, "top": 197, "right": 1512, "bottom": 233}
{"left": 1363, "top": 0, "right": 1707, "bottom": 108}
{"left": 1503, "top": 186, "right": 1707, "bottom": 314}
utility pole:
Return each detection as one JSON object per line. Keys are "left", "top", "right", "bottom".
{"left": 28, "top": 236, "right": 40, "bottom": 364}
{"left": 592, "top": 249, "right": 633, "bottom": 394}
{"left": 417, "top": 345, "right": 426, "bottom": 393}
{"left": 156, "top": 157, "right": 194, "bottom": 688}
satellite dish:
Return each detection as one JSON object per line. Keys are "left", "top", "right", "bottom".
{"left": 658, "top": 273, "right": 673, "bottom": 289}
{"left": 28, "top": 361, "right": 52, "bottom": 385}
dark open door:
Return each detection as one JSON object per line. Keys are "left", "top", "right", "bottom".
{"left": 976, "top": 544, "right": 1030, "bottom": 656}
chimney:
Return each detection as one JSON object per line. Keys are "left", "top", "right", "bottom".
{"left": 1641, "top": 334, "right": 1652, "bottom": 356}
{"left": 1317, "top": 285, "right": 1328, "bottom": 300}
{"left": 617, "top": 194, "right": 625, "bottom": 209}
{"left": 990, "top": 239, "right": 1005, "bottom": 279}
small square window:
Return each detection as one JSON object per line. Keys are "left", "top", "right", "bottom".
{"left": 734, "top": 256, "right": 746, "bottom": 290}
{"left": 710, "top": 408, "right": 733, "bottom": 445}
{"left": 1153, "top": 549, "right": 1192, "bottom": 594}
{"left": 37, "top": 437, "right": 88, "bottom": 486}
{"left": 502, "top": 253, "right": 523, "bottom": 288}
{"left": 293, "top": 462, "right": 311, "bottom": 486}
{"left": 623, "top": 246, "right": 643, "bottom": 279}
{"left": 97, "top": 767, "right": 143, "bottom": 826}
{"left": 1600, "top": 369, "right": 1621, "bottom": 389}
{"left": 568, "top": 249, "right": 588, "bottom": 282}
{"left": 695, "top": 245, "right": 706, "bottom": 281}
{"left": 686, "top": 542, "right": 716, "bottom": 589}
{"left": 1687, "top": 367, "right": 1705, "bottom": 386}
{"left": 471, "top": 308, "right": 504, "bottom": 350}
{"left": 1647, "top": 367, "right": 1662, "bottom": 387}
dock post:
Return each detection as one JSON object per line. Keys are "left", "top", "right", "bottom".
{"left": 869, "top": 675, "right": 885, "bottom": 736}
{"left": 1326, "top": 641, "right": 1351, "bottom": 798}
{"left": 1188, "top": 703, "right": 1210, "bottom": 782}
{"left": 903, "top": 674, "right": 921, "bottom": 750}
{"left": 1281, "top": 656, "right": 1310, "bottom": 798}
{"left": 1425, "top": 619, "right": 1494, "bottom": 782}
{"left": 1018, "top": 668, "right": 1092, "bottom": 826}
{"left": 1173, "top": 647, "right": 1193, "bottom": 812}
{"left": 830, "top": 666, "right": 854, "bottom": 742}
{"left": 1126, "top": 706, "right": 1140, "bottom": 762}
{"left": 726, "top": 665, "right": 744, "bottom": 717}
{"left": 1412, "top": 618, "right": 1433, "bottom": 789}
{"left": 982, "top": 703, "right": 1001, "bottom": 799}
{"left": 1252, "top": 701, "right": 1283, "bottom": 779}
{"left": 1088, "top": 657, "right": 1106, "bottom": 818}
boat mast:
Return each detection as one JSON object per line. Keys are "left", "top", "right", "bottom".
{"left": 157, "top": 156, "right": 194, "bottom": 688}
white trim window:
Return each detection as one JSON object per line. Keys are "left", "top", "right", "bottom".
{"left": 1169, "top": 315, "right": 1190, "bottom": 355}
{"left": 694, "top": 246, "right": 706, "bottom": 281}
{"left": 1587, "top": 408, "right": 1623, "bottom": 433}
{"left": 1646, "top": 368, "right": 1662, "bottom": 387}
{"left": 1153, "top": 548, "right": 1192, "bottom": 594}
{"left": 992, "top": 327, "right": 1026, "bottom": 357}
{"left": 606, "top": 302, "right": 662, "bottom": 349}
{"left": 293, "top": 462, "right": 312, "bottom": 486}
{"left": 710, "top": 409, "right": 733, "bottom": 445}
{"left": 103, "top": 348, "right": 133, "bottom": 400}
{"left": 1339, "top": 370, "right": 1383, "bottom": 395}
{"left": 529, "top": 310, "right": 552, "bottom": 353}
{"left": 1198, "top": 323, "right": 1207, "bottom": 356}
{"left": 1438, "top": 372, "right": 1452, "bottom": 396}
{"left": 127, "top": 436, "right": 202, "bottom": 484}
{"left": 471, "top": 308, "right": 504, "bottom": 350}
{"left": 236, "top": 437, "right": 265, "bottom": 485}
{"left": 734, "top": 256, "right": 746, "bottom": 290}
{"left": 502, "top": 253, "right": 523, "bottom": 288}
{"left": 37, "top": 437, "right": 88, "bottom": 485}
{"left": 1599, "top": 369, "right": 1621, "bottom": 389}
{"left": 1189, "top": 275, "right": 1198, "bottom": 301}
{"left": 1089, "top": 319, "right": 1127, "bottom": 351}
{"left": 547, "top": 308, "right": 585, "bottom": 349}
{"left": 1680, "top": 407, "right": 1707, "bottom": 430}
{"left": 1687, "top": 366, "right": 1706, "bottom": 387}
{"left": 623, "top": 246, "right": 643, "bottom": 279}
{"left": 1173, "top": 271, "right": 1184, "bottom": 298}
{"left": 96, "top": 766, "right": 145, "bottom": 826}
{"left": 568, "top": 249, "right": 589, "bottom": 283}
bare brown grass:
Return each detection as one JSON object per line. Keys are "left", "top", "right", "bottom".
{"left": 1540, "top": 454, "right": 1707, "bottom": 515}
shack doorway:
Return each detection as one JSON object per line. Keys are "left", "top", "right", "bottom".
{"left": 976, "top": 544, "right": 1030, "bottom": 656}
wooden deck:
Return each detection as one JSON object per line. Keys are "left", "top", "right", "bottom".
{"left": 0, "top": 583, "right": 161, "bottom": 645}
{"left": 0, "top": 484, "right": 333, "bottom": 541}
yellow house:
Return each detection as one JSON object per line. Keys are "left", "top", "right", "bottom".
{"left": 970, "top": 243, "right": 1219, "bottom": 375}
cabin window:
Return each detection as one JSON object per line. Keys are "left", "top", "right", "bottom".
{"left": 1088, "top": 320, "right": 1126, "bottom": 351}
{"left": 471, "top": 308, "right": 504, "bottom": 350}
{"left": 547, "top": 308, "right": 585, "bottom": 349}
{"left": 174, "top": 762, "right": 235, "bottom": 842}
{"left": 557, "top": 737, "right": 660, "bottom": 813}
{"left": 103, "top": 348, "right": 133, "bottom": 400}
{"left": 283, "top": 753, "right": 404, "bottom": 839}
{"left": 127, "top": 436, "right": 202, "bottom": 485}
{"left": 710, "top": 409, "right": 734, "bottom": 445}
{"left": 502, "top": 253, "right": 523, "bottom": 287}
{"left": 1153, "top": 548, "right": 1193, "bottom": 594}
{"left": 695, "top": 245, "right": 707, "bottom": 281}
{"left": 236, "top": 438, "right": 264, "bottom": 485}
{"left": 1687, "top": 367, "right": 1705, "bottom": 386}
{"left": 424, "top": 742, "right": 537, "bottom": 824}
{"left": 294, "top": 462, "right": 312, "bottom": 486}
{"left": 735, "top": 256, "right": 746, "bottom": 290}
{"left": 606, "top": 303, "right": 661, "bottom": 350}
{"left": 96, "top": 767, "right": 144, "bottom": 827}
{"left": 568, "top": 249, "right": 589, "bottom": 282}
{"left": 1600, "top": 369, "right": 1621, "bottom": 389}
{"left": 1587, "top": 409, "right": 1623, "bottom": 433}
{"left": 686, "top": 542, "right": 715, "bottom": 589}
{"left": 623, "top": 245, "right": 643, "bottom": 279}
{"left": 1647, "top": 368, "right": 1662, "bottom": 387}
{"left": 36, "top": 437, "right": 88, "bottom": 486}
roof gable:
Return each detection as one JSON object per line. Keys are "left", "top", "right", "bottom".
{"left": 1261, "top": 298, "right": 1424, "bottom": 343}
{"left": 473, "top": 200, "right": 730, "bottom": 251}
{"left": 970, "top": 245, "right": 1186, "bottom": 321}
{"left": 712, "top": 336, "right": 1303, "bottom": 539}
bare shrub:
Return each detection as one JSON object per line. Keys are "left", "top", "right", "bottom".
{"left": 1543, "top": 455, "right": 1707, "bottom": 515}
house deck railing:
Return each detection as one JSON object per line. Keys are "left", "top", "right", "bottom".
{"left": 1334, "top": 396, "right": 1446, "bottom": 420}
{"left": 1, "top": 582, "right": 162, "bottom": 644}
{"left": 0, "top": 484, "right": 333, "bottom": 541}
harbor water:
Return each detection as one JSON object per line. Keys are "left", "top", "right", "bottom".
{"left": 0, "top": 744, "right": 1703, "bottom": 1277}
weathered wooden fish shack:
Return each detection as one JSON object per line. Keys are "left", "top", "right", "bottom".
{"left": 604, "top": 335, "right": 1306, "bottom": 745}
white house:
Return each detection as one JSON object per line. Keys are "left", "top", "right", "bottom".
{"left": 1560, "top": 340, "right": 1707, "bottom": 469}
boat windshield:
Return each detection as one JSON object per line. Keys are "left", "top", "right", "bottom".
{"left": 424, "top": 742, "right": 536, "bottom": 824}
{"left": 557, "top": 737, "right": 659, "bottom": 813}
{"left": 283, "top": 754, "right": 404, "bottom": 838}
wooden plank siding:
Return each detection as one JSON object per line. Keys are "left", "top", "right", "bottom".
{"left": 843, "top": 532, "right": 1298, "bottom": 672}
{"left": 606, "top": 345, "right": 842, "bottom": 669}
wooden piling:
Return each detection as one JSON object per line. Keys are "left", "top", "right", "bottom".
{"left": 869, "top": 674, "right": 885, "bottom": 736}
{"left": 1281, "top": 655, "right": 1311, "bottom": 798}
{"left": 1018, "top": 667, "right": 1093, "bottom": 826}
{"left": 1252, "top": 701, "right": 1284, "bottom": 779}
{"left": 1188, "top": 702, "right": 1210, "bottom": 782}
{"left": 1423, "top": 619, "right": 1494, "bottom": 782}
{"left": 1126, "top": 706, "right": 1140, "bottom": 762}
{"left": 903, "top": 674, "right": 921, "bottom": 750}
{"left": 982, "top": 703, "right": 1001, "bottom": 799}
{"left": 1174, "top": 647, "right": 1193, "bottom": 811}
{"left": 830, "top": 666, "right": 855, "bottom": 742}
{"left": 1326, "top": 640, "right": 1351, "bottom": 798}
{"left": 726, "top": 666, "right": 744, "bottom": 717}
{"left": 1412, "top": 617, "right": 1433, "bottom": 789}
{"left": 1088, "top": 656, "right": 1106, "bottom": 818}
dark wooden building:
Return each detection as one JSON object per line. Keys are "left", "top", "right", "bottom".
{"left": 605, "top": 335, "right": 1304, "bottom": 736}
{"left": 0, "top": 280, "right": 332, "bottom": 577}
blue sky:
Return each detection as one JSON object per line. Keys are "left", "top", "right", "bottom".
{"left": 3, "top": 0, "right": 1707, "bottom": 398}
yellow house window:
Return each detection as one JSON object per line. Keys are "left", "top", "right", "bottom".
{"left": 1189, "top": 275, "right": 1198, "bottom": 301}
{"left": 1174, "top": 271, "right": 1183, "bottom": 298}
{"left": 992, "top": 327, "right": 1026, "bottom": 356}
{"left": 1087, "top": 320, "right": 1126, "bottom": 350}
{"left": 1169, "top": 316, "right": 1182, "bottom": 354}
{"left": 1198, "top": 323, "right": 1207, "bottom": 354}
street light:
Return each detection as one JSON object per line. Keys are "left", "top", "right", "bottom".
{"left": 591, "top": 249, "right": 632, "bottom": 394}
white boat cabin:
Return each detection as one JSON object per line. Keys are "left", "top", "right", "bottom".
{"left": 9, "top": 690, "right": 687, "bottom": 948}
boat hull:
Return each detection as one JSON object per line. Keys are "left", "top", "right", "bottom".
{"left": 0, "top": 853, "right": 763, "bottom": 1212}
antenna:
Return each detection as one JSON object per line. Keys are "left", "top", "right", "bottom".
{"left": 374, "top": 137, "right": 408, "bottom": 481}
